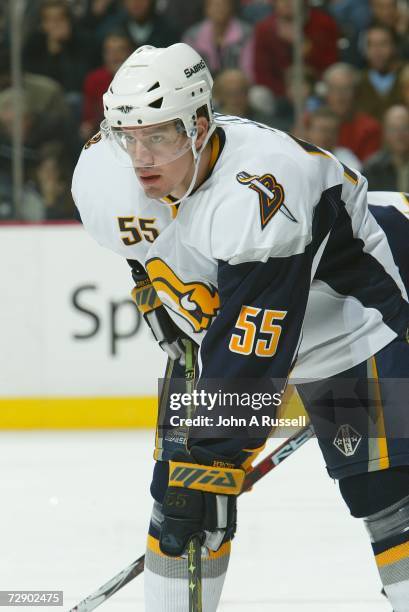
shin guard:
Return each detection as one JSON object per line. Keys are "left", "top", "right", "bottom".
{"left": 365, "top": 494, "right": 409, "bottom": 612}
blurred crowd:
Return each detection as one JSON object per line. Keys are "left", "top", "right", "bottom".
{"left": 0, "top": 0, "right": 408, "bottom": 221}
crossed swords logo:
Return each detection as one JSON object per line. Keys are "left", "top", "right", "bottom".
{"left": 237, "top": 171, "right": 298, "bottom": 225}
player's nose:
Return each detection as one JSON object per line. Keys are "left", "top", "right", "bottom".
{"left": 129, "top": 138, "right": 154, "bottom": 166}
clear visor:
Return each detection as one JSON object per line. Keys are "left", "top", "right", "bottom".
{"left": 101, "top": 119, "right": 194, "bottom": 168}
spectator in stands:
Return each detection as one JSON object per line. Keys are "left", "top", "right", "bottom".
{"left": 183, "top": 0, "right": 254, "bottom": 80}
{"left": 363, "top": 105, "right": 409, "bottom": 191}
{"left": 0, "top": 92, "right": 76, "bottom": 220}
{"left": 101, "top": 0, "right": 178, "bottom": 48}
{"left": 21, "top": 0, "right": 121, "bottom": 37}
{"left": 213, "top": 68, "right": 274, "bottom": 125}
{"left": 0, "top": 48, "right": 79, "bottom": 189}
{"left": 81, "top": 0, "right": 122, "bottom": 35}
{"left": 370, "top": 0, "right": 409, "bottom": 35}
{"left": 23, "top": 0, "right": 98, "bottom": 115}
{"left": 333, "top": 0, "right": 409, "bottom": 67}
{"left": 0, "top": 88, "right": 73, "bottom": 174}
{"left": 80, "top": 32, "right": 133, "bottom": 140}
{"left": 356, "top": 25, "right": 403, "bottom": 121}
{"left": 240, "top": 0, "right": 273, "bottom": 24}
{"left": 328, "top": 0, "right": 371, "bottom": 37}
{"left": 0, "top": 90, "right": 31, "bottom": 177}
{"left": 370, "top": 0, "right": 409, "bottom": 57}
{"left": 0, "top": 171, "right": 45, "bottom": 222}
{"left": 326, "top": 1, "right": 371, "bottom": 67}
{"left": 254, "top": 0, "right": 339, "bottom": 97}
{"left": 270, "top": 65, "right": 319, "bottom": 133}
{"left": 306, "top": 106, "right": 361, "bottom": 170}
{"left": 0, "top": 47, "right": 73, "bottom": 127}
{"left": 322, "top": 63, "right": 382, "bottom": 162}
{"left": 31, "top": 142, "right": 76, "bottom": 220}
{"left": 156, "top": 0, "right": 204, "bottom": 36}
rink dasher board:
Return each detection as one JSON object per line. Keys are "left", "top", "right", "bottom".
{"left": 0, "top": 223, "right": 166, "bottom": 428}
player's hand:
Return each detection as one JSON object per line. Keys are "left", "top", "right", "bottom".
{"left": 159, "top": 455, "right": 245, "bottom": 557}
{"left": 159, "top": 487, "right": 236, "bottom": 556}
{"left": 144, "top": 306, "right": 186, "bottom": 364}
{"left": 130, "top": 259, "right": 186, "bottom": 364}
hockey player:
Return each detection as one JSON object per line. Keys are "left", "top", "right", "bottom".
{"left": 72, "top": 43, "right": 409, "bottom": 611}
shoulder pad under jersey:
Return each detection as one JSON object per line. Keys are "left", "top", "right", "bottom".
{"left": 191, "top": 120, "right": 344, "bottom": 264}
{"left": 72, "top": 134, "right": 174, "bottom": 259}
{"left": 368, "top": 191, "right": 409, "bottom": 216}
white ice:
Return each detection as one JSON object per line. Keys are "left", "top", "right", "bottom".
{"left": 0, "top": 431, "right": 391, "bottom": 611}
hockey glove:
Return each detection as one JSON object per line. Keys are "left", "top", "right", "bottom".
{"left": 159, "top": 449, "right": 245, "bottom": 557}
{"left": 129, "top": 260, "right": 185, "bottom": 363}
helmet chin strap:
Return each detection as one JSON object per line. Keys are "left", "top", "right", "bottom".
{"left": 163, "top": 124, "right": 216, "bottom": 206}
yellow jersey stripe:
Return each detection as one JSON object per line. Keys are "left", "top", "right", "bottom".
{"left": 209, "top": 130, "right": 221, "bottom": 172}
{"left": 370, "top": 356, "right": 389, "bottom": 470}
{"left": 344, "top": 171, "right": 358, "bottom": 185}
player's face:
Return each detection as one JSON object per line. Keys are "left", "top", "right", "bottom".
{"left": 134, "top": 149, "right": 196, "bottom": 199}
{"left": 113, "top": 120, "right": 192, "bottom": 170}
{"left": 132, "top": 118, "right": 209, "bottom": 199}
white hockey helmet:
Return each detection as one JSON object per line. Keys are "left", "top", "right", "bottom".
{"left": 101, "top": 43, "right": 215, "bottom": 169}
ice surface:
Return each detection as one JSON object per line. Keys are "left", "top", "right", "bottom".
{"left": 0, "top": 431, "right": 390, "bottom": 611}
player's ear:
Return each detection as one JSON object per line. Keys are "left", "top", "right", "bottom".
{"left": 195, "top": 117, "right": 209, "bottom": 150}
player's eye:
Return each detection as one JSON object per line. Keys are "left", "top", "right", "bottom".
{"left": 123, "top": 133, "right": 136, "bottom": 144}
{"left": 149, "top": 133, "right": 165, "bottom": 145}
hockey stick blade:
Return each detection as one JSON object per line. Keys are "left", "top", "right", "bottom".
{"left": 69, "top": 554, "right": 145, "bottom": 612}
{"left": 69, "top": 424, "right": 314, "bottom": 612}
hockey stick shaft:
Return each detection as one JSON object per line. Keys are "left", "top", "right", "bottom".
{"left": 69, "top": 423, "right": 313, "bottom": 612}
{"left": 184, "top": 342, "right": 203, "bottom": 612}
{"left": 242, "top": 424, "right": 315, "bottom": 492}
{"left": 188, "top": 536, "right": 203, "bottom": 612}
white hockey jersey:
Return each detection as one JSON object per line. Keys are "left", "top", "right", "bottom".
{"left": 72, "top": 117, "right": 409, "bottom": 383}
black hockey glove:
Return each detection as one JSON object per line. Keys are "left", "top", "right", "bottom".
{"left": 128, "top": 259, "right": 185, "bottom": 363}
{"left": 159, "top": 448, "right": 245, "bottom": 557}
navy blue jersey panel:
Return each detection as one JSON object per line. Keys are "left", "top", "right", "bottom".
{"left": 369, "top": 204, "right": 409, "bottom": 294}
{"left": 199, "top": 186, "right": 342, "bottom": 380}
{"left": 316, "top": 206, "right": 409, "bottom": 336}
{"left": 199, "top": 254, "right": 311, "bottom": 379}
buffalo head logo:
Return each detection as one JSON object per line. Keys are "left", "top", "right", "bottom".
{"left": 146, "top": 258, "right": 220, "bottom": 333}
{"left": 237, "top": 171, "right": 297, "bottom": 229}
